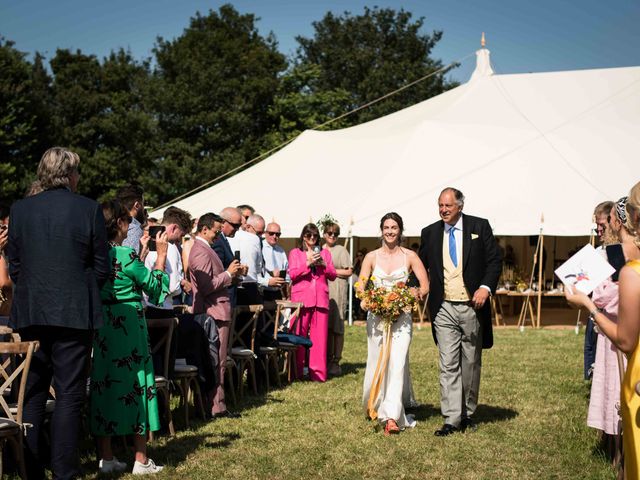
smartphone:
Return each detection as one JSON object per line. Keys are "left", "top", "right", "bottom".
{"left": 233, "top": 250, "right": 241, "bottom": 262}
{"left": 148, "top": 225, "right": 166, "bottom": 252}
{"left": 279, "top": 270, "right": 287, "bottom": 279}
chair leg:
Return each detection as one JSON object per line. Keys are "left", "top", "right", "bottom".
{"left": 225, "top": 364, "right": 236, "bottom": 406}
{"left": 237, "top": 360, "right": 245, "bottom": 399}
{"left": 8, "top": 434, "right": 27, "bottom": 480}
{"left": 158, "top": 386, "right": 175, "bottom": 437}
{"left": 272, "top": 354, "right": 282, "bottom": 388}
{"left": 180, "top": 378, "right": 190, "bottom": 428}
{"left": 191, "top": 377, "right": 206, "bottom": 420}
{"left": 262, "top": 357, "right": 270, "bottom": 393}
{"left": 249, "top": 359, "right": 258, "bottom": 396}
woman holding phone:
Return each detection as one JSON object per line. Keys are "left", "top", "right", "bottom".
{"left": 288, "top": 223, "right": 336, "bottom": 382}
{"left": 90, "top": 200, "right": 169, "bottom": 475}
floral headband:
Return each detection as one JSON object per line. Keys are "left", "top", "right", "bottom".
{"left": 616, "top": 196, "right": 628, "bottom": 224}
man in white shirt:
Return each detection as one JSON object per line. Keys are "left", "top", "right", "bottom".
{"left": 144, "top": 206, "right": 192, "bottom": 314}
{"left": 228, "top": 213, "right": 266, "bottom": 305}
{"left": 261, "top": 222, "right": 288, "bottom": 300}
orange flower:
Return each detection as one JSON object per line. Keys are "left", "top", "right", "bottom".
{"left": 387, "top": 292, "right": 400, "bottom": 302}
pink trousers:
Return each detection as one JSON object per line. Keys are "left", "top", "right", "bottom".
{"left": 295, "top": 307, "right": 328, "bottom": 382}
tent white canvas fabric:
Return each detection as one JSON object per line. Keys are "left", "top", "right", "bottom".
{"left": 154, "top": 49, "right": 640, "bottom": 238}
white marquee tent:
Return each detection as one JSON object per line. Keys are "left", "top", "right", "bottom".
{"left": 154, "top": 48, "right": 640, "bottom": 238}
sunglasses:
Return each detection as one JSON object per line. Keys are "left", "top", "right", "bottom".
{"left": 304, "top": 233, "right": 319, "bottom": 239}
{"left": 325, "top": 231, "right": 339, "bottom": 237}
{"left": 266, "top": 231, "right": 281, "bottom": 237}
{"left": 225, "top": 220, "right": 242, "bottom": 229}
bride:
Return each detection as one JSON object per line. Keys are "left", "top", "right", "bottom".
{"left": 358, "top": 212, "right": 429, "bottom": 435}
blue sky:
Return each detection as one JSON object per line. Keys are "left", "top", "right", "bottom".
{"left": 1, "top": 0, "right": 639, "bottom": 83}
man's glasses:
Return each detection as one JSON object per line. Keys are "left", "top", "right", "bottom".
{"left": 246, "top": 224, "right": 264, "bottom": 236}
{"left": 266, "top": 231, "right": 281, "bottom": 237}
{"left": 225, "top": 220, "right": 242, "bottom": 229}
{"left": 325, "top": 231, "right": 339, "bottom": 237}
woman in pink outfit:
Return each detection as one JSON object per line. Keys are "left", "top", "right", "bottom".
{"left": 588, "top": 197, "right": 638, "bottom": 445}
{"left": 288, "top": 223, "right": 337, "bottom": 382}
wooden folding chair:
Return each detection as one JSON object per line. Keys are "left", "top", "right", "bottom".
{"left": 231, "top": 305, "right": 262, "bottom": 397}
{"left": 274, "top": 301, "right": 303, "bottom": 383}
{"left": 258, "top": 300, "right": 282, "bottom": 391}
{"left": 0, "top": 340, "right": 39, "bottom": 479}
{"left": 146, "top": 317, "right": 177, "bottom": 439}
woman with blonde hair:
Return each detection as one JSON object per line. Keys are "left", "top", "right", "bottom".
{"left": 566, "top": 181, "right": 640, "bottom": 478}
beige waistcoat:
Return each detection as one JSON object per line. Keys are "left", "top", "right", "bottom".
{"left": 443, "top": 232, "right": 470, "bottom": 301}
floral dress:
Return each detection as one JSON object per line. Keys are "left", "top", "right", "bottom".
{"left": 90, "top": 245, "right": 169, "bottom": 436}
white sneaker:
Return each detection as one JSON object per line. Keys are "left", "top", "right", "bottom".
{"left": 132, "top": 458, "right": 164, "bottom": 475}
{"left": 99, "top": 457, "right": 127, "bottom": 474}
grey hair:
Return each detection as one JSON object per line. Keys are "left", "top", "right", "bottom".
{"left": 440, "top": 187, "right": 465, "bottom": 207}
{"left": 37, "top": 147, "right": 80, "bottom": 190}
{"left": 247, "top": 214, "right": 265, "bottom": 228}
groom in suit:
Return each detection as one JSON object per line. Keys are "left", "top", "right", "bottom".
{"left": 419, "top": 187, "right": 502, "bottom": 436}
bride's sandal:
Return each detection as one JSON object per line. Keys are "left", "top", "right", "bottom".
{"left": 384, "top": 419, "right": 400, "bottom": 436}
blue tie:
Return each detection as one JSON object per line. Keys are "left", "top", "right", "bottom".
{"left": 449, "top": 227, "right": 458, "bottom": 267}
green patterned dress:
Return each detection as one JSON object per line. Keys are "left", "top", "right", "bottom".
{"left": 90, "top": 245, "right": 169, "bottom": 436}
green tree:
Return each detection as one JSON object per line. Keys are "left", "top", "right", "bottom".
{"left": 262, "top": 63, "right": 352, "bottom": 150}
{"left": 0, "top": 39, "right": 51, "bottom": 203}
{"left": 49, "top": 48, "right": 157, "bottom": 202}
{"left": 295, "top": 7, "right": 456, "bottom": 126}
{"left": 150, "top": 4, "right": 287, "bottom": 205}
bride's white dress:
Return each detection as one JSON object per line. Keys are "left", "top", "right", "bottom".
{"left": 362, "top": 257, "right": 417, "bottom": 428}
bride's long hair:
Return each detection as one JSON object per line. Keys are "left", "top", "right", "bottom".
{"left": 379, "top": 212, "right": 405, "bottom": 246}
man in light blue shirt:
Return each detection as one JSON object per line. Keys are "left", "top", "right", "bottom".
{"left": 262, "top": 222, "right": 288, "bottom": 300}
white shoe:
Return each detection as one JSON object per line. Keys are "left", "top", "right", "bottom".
{"left": 99, "top": 457, "right": 127, "bottom": 474}
{"left": 132, "top": 458, "right": 164, "bottom": 475}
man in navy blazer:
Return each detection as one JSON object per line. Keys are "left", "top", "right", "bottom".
{"left": 419, "top": 187, "right": 502, "bottom": 437}
{"left": 213, "top": 207, "right": 244, "bottom": 308}
{"left": 8, "top": 147, "right": 110, "bottom": 479}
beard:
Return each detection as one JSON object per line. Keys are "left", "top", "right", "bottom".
{"left": 134, "top": 207, "right": 146, "bottom": 225}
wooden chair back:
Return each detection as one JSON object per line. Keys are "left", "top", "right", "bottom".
{"left": 0, "top": 341, "right": 39, "bottom": 424}
{"left": 146, "top": 317, "right": 178, "bottom": 379}
{"left": 261, "top": 300, "right": 279, "bottom": 341}
{"left": 274, "top": 301, "right": 303, "bottom": 335}
{"left": 231, "top": 305, "right": 263, "bottom": 351}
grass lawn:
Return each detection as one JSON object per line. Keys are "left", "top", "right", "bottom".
{"left": 78, "top": 325, "right": 614, "bottom": 479}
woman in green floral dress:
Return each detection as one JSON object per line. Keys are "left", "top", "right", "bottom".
{"left": 90, "top": 200, "right": 169, "bottom": 475}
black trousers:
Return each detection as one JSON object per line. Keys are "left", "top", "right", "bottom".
{"left": 18, "top": 326, "right": 92, "bottom": 480}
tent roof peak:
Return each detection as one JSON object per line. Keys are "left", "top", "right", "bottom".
{"left": 470, "top": 34, "right": 495, "bottom": 82}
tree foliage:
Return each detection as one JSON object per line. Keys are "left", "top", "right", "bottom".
{"left": 295, "top": 7, "right": 455, "bottom": 125}
{"left": 149, "top": 4, "right": 287, "bottom": 204}
{"left": 49, "top": 48, "right": 157, "bottom": 202}
{"left": 0, "top": 39, "right": 52, "bottom": 202}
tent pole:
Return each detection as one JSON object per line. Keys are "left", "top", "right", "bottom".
{"left": 536, "top": 232, "right": 544, "bottom": 328}
{"left": 348, "top": 234, "right": 354, "bottom": 326}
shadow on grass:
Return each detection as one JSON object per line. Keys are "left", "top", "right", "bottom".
{"left": 474, "top": 404, "right": 519, "bottom": 425}
{"left": 341, "top": 362, "right": 366, "bottom": 376}
{"left": 407, "top": 403, "right": 441, "bottom": 422}
{"left": 77, "top": 432, "right": 218, "bottom": 477}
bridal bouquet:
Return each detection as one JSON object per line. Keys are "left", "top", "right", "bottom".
{"left": 355, "top": 276, "right": 419, "bottom": 325}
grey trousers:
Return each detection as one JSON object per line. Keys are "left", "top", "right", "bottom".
{"left": 433, "top": 301, "right": 482, "bottom": 427}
